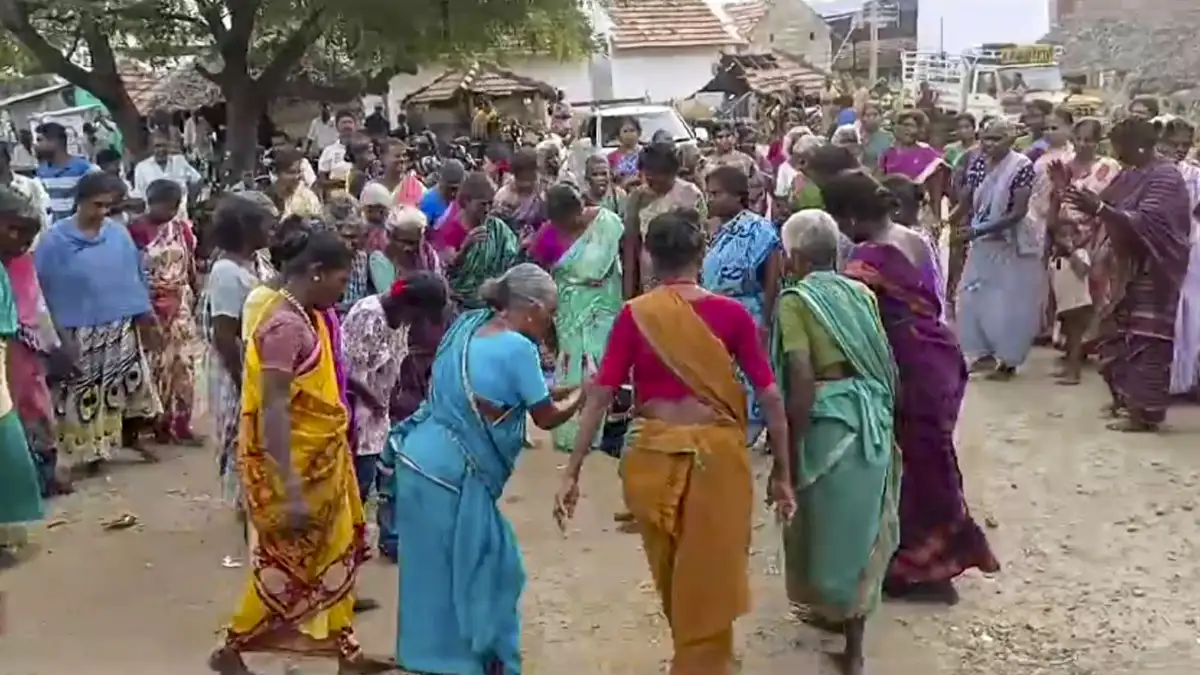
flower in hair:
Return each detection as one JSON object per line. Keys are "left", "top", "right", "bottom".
{"left": 390, "top": 278, "right": 408, "bottom": 297}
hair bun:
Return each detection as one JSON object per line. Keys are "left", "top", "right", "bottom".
{"left": 477, "top": 277, "right": 508, "bottom": 310}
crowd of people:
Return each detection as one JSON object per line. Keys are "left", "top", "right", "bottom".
{"left": 0, "top": 87, "right": 1196, "bottom": 675}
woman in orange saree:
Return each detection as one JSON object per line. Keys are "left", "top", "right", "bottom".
{"left": 209, "top": 230, "right": 388, "bottom": 675}
{"left": 556, "top": 210, "right": 794, "bottom": 675}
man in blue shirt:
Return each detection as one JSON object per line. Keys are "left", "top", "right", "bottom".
{"left": 34, "top": 122, "right": 98, "bottom": 222}
{"left": 418, "top": 158, "right": 465, "bottom": 228}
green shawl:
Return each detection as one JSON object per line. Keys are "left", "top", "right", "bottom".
{"left": 770, "top": 271, "right": 900, "bottom": 620}
{"left": 449, "top": 216, "right": 521, "bottom": 309}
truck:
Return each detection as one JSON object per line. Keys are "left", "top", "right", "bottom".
{"left": 900, "top": 44, "right": 1103, "bottom": 122}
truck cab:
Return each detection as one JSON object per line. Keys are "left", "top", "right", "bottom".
{"left": 901, "top": 45, "right": 1086, "bottom": 122}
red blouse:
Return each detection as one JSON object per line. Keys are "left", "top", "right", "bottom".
{"left": 595, "top": 294, "right": 775, "bottom": 405}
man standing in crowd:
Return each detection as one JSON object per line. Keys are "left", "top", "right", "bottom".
{"left": 305, "top": 102, "right": 339, "bottom": 162}
{"left": 317, "top": 109, "right": 359, "bottom": 182}
{"left": 34, "top": 122, "right": 96, "bottom": 222}
{"left": 132, "top": 132, "right": 203, "bottom": 218}
{"left": 364, "top": 104, "right": 390, "bottom": 140}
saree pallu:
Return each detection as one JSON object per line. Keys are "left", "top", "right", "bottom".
{"left": 8, "top": 339, "right": 55, "bottom": 496}
{"left": 224, "top": 296, "right": 366, "bottom": 659}
{"left": 845, "top": 244, "right": 999, "bottom": 585}
{"left": 550, "top": 209, "right": 623, "bottom": 452}
{"left": 376, "top": 313, "right": 447, "bottom": 560}
{"left": 449, "top": 217, "right": 521, "bottom": 309}
{"left": 0, "top": 344, "right": 44, "bottom": 528}
{"left": 623, "top": 288, "right": 752, "bottom": 675}
{"left": 700, "top": 210, "right": 780, "bottom": 444}
{"left": 1095, "top": 160, "right": 1191, "bottom": 419}
{"left": 771, "top": 276, "right": 899, "bottom": 622}
{"left": 386, "top": 310, "right": 526, "bottom": 675}
{"left": 53, "top": 319, "right": 162, "bottom": 467}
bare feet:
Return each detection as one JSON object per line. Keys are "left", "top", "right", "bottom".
{"left": 1106, "top": 418, "right": 1160, "bottom": 433}
{"left": 984, "top": 365, "right": 1016, "bottom": 381}
{"left": 968, "top": 356, "right": 997, "bottom": 373}
{"left": 1099, "top": 403, "right": 1125, "bottom": 419}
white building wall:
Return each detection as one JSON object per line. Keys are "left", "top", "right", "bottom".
{"left": 609, "top": 47, "right": 721, "bottom": 101}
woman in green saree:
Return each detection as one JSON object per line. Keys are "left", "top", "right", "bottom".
{"left": 530, "top": 184, "right": 623, "bottom": 452}
{"left": 437, "top": 172, "right": 521, "bottom": 309}
{"left": 772, "top": 209, "right": 901, "bottom": 675}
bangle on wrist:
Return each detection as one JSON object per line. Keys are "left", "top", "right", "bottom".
{"left": 1093, "top": 202, "right": 1106, "bottom": 217}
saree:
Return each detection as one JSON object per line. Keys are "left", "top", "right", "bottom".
{"left": 630, "top": 180, "right": 707, "bottom": 292}
{"left": 223, "top": 294, "right": 366, "bottom": 659}
{"left": 771, "top": 273, "right": 899, "bottom": 621}
{"left": 700, "top": 209, "right": 780, "bottom": 443}
{"left": 384, "top": 310, "right": 529, "bottom": 675}
{"left": 958, "top": 150, "right": 1046, "bottom": 367}
{"left": 622, "top": 287, "right": 752, "bottom": 675}
{"left": 140, "top": 217, "right": 198, "bottom": 439}
{"left": 448, "top": 216, "right": 520, "bottom": 309}
{"left": 1094, "top": 159, "right": 1191, "bottom": 422}
{"left": 1058, "top": 157, "right": 1120, "bottom": 328}
{"left": 549, "top": 209, "right": 623, "bottom": 452}
{"left": 0, "top": 262, "right": 44, "bottom": 530}
{"left": 1170, "top": 160, "right": 1200, "bottom": 394}
{"left": 4, "top": 253, "right": 58, "bottom": 496}
{"left": 845, "top": 244, "right": 999, "bottom": 586}
{"left": 493, "top": 184, "right": 545, "bottom": 240}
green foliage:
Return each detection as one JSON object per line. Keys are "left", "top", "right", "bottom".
{"left": 0, "top": 0, "right": 595, "bottom": 84}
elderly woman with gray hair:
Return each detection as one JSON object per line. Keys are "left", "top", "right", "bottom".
{"left": 771, "top": 208, "right": 900, "bottom": 675}
{"left": 956, "top": 117, "right": 1041, "bottom": 380}
{"left": 383, "top": 262, "right": 585, "bottom": 674}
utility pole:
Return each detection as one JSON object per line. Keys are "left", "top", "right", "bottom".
{"left": 867, "top": 0, "right": 880, "bottom": 84}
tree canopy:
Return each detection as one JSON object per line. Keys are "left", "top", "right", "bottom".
{"left": 0, "top": 0, "right": 595, "bottom": 167}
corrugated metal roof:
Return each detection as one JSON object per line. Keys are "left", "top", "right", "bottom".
{"left": 404, "top": 63, "right": 556, "bottom": 105}
{"left": 609, "top": 0, "right": 745, "bottom": 49}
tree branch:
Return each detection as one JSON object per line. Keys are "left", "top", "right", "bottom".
{"left": 226, "top": 0, "right": 262, "bottom": 55}
{"left": 0, "top": 0, "right": 95, "bottom": 88}
{"left": 256, "top": 7, "right": 325, "bottom": 91}
{"left": 196, "top": 0, "right": 227, "bottom": 42}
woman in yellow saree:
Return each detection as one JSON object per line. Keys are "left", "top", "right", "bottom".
{"left": 556, "top": 210, "right": 795, "bottom": 675}
{"left": 210, "top": 230, "right": 388, "bottom": 675}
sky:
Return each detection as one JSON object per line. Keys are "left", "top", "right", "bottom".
{"left": 795, "top": 0, "right": 1053, "bottom": 53}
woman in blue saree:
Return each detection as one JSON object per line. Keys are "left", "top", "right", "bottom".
{"left": 702, "top": 165, "right": 783, "bottom": 444}
{"left": 382, "top": 263, "right": 585, "bottom": 675}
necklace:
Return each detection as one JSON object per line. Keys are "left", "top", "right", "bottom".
{"left": 279, "top": 288, "right": 315, "bottom": 330}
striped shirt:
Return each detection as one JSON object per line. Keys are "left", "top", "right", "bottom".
{"left": 35, "top": 156, "right": 98, "bottom": 222}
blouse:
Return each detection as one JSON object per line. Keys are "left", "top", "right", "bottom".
{"left": 595, "top": 294, "right": 774, "bottom": 405}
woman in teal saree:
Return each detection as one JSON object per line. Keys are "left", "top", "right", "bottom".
{"left": 529, "top": 184, "right": 623, "bottom": 452}
{"left": 772, "top": 211, "right": 901, "bottom": 675}
{"left": 381, "top": 264, "right": 584, "bottom": 675}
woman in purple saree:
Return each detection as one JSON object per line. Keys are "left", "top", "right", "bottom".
{"left": 824, "top": 170, "right": 999, "bottom": 605}
{"left": 1061, "top": 117, "right": 1191, "bottom": 432}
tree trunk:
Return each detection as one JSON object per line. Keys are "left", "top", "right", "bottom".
{"left": 221, "top": 81, "right": 265, "bottom": 183}
{"left": 106, "top": 90, "right": 146, "bottom": 161}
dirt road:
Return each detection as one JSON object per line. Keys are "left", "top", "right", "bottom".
{"left": 3, "top": 350, "right": 1199, "bottom": 675}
